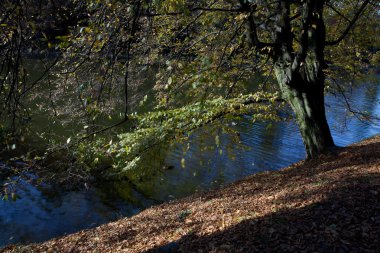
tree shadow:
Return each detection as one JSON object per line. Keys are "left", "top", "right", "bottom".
{"left": 146, "top": 159, "right": 380, "bottom": 252}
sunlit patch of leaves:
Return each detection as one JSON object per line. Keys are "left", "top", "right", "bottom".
{"left": 76, "top": 92, "right": 282, "bottom": 175}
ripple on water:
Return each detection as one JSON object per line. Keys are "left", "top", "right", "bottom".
{"left": 1, "top": 76, "right": 380, "bottom": 247}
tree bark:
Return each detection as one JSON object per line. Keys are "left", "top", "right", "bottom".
{"left": 274, "top": 63, "right": 335, "bottom": 159}
{"left": 267, "top": 0, "right": 337, "bottom": 158}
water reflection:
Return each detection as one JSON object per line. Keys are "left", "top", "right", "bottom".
{"left": 0, "top": 175, "right": 149, "bottom": 245}
{"left": 0, "top": 76, "right": 379, "bottom": 247}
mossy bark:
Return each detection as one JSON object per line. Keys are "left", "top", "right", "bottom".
{"left": 274, "top": 62, "right": 335, "bottom": 159}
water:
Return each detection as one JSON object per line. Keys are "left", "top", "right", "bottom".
{"left": 0, "top": 76, "right": 379, "bottom": 247}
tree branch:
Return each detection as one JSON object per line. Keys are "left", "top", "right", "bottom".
{"left": 239, "top": 1, "right": 275, "bottom": 49}
{"left": 145, "top": 7, "right": 243, "bottom": 17}
{"left": 325, "top": 0, "right": 371, "bottom": 46}
{"left": 292, "top": 0, "right": 313, "bottom": 72}
{"left": 326, "top": 2, "right": 351, "bottom": 22}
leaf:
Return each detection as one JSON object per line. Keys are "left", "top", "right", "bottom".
{"left": 11, "top": 193, "right": 17, "bottom": 201}
{"left": 215, "top": 135, "right": 220, "bottom": 147}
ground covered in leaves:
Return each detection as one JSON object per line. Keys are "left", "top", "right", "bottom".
{"left": 2, "top": 136, "right": 380, "bottom": 252}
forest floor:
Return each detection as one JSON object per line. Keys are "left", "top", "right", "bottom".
{"left": 2, "top": 136, "right": 380, "bottom": 252}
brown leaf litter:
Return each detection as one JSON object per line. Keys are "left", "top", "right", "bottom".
{"left": 2, "top": 136, "right": 380, "bottom": 252}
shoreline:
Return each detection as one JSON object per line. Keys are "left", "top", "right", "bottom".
{"left": 2, "top": 135, "right": 380, "bottom": 252}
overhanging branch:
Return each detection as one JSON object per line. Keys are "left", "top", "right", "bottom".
{"left": 325, "top": 0, "right": 371, "bottom": 46}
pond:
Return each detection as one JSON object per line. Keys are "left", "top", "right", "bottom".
{"left": 0, "top": 74, "right": 379, "bottom": 247}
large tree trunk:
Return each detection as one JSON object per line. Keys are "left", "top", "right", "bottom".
{"left": 274, "top": 63, "right": 335, "bottom": 159}
{"left": 243, "top": 0, "right": 337, "bottom": 158}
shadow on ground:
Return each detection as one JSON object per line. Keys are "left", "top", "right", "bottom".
{"left": 147, "top": 143, "right": 380, "bottom": 252}
{"left": 3, "top": 139, "right": 379, "bottom": 253}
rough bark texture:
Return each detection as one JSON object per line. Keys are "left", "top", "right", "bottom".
{"left": 275, "top": 64, "right": 335, "bottom": 158}
{"left": 270, "top": 0, "right": 335, "bottom": 158}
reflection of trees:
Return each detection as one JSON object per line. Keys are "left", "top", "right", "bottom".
{"left": 120, "top": 144, "right": 169, "bottom": 199}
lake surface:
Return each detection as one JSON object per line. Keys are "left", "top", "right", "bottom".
{"left": 0, "top": 75, "right": 379, "bottom": 247}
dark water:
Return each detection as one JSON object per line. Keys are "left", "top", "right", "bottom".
{"left": 0, "top": 76, "right": 379, "bottom": 247}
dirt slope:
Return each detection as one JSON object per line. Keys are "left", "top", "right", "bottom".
{"left": 2, "top": 136, "right": 380, "bottom": 252}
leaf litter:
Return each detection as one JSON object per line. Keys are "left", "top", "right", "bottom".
{"left": 2, "top": 136, "right": 380, "bottom": 252}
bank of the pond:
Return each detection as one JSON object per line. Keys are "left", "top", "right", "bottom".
{"left": 2, "top": 136, "right": 380, "bottom": 252}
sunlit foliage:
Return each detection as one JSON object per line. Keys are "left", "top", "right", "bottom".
{"left": 0, "top": 0, "right": 379, "bottom": 171}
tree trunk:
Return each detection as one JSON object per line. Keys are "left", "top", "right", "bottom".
{"left": 274, "top": 63, "right": 335, "bottom": 159}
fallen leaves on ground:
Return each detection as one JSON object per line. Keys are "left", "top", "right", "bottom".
{"left": 2, "top": 136, "right": 380, "bottom": 252}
